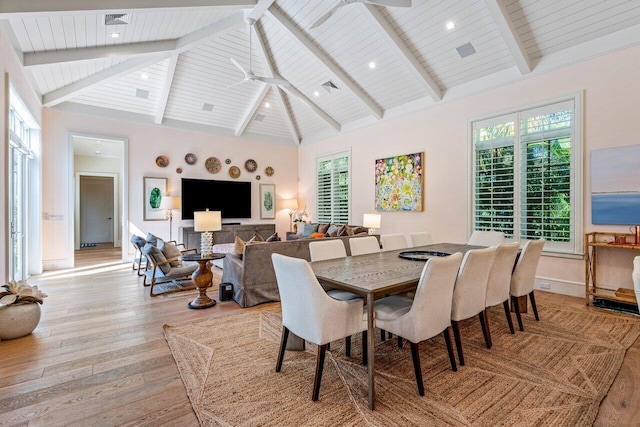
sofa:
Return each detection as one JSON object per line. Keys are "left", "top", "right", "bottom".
{"left": 222, "top": 234, "right": 379, "bottom": 307}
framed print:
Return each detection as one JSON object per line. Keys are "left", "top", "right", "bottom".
{"left": 260, "top": 184, "right": 276, "bottom": 219}
{"left": 375, "top": 152, "right": 424, "bottom": 211}
{"left": 144, "top": 177, "right": 167, "bottom": 221}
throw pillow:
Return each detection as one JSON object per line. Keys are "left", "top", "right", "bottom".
{"left": 302, "top": 223, "right": 319, "bottom": 237}
{"left": 233, "top": 236, "right": 246, "bottom": 259}
{"left": 352, "top": 226, "right": 368, "bottom": 235}
{"left": 130, "top": 235, "right": 146, "bottom": 248}
{"left": 265, "top": 232, "right": 280, "bottom": 242}
{"left": 252, "top": 231, "right": 265, "bottom": 242}
{"left": 337, "top": 225, "right": 348, "bottom": 237}
{"left": 142, "top": 243, "right": 171, "bottom": 274}
{"left": 327, "top": 224, "right": 340, "bottom": 237}
{"left": 310, "top": 232, "right": 325, "bottom": 239}
{"left": 317, "top": 223, "right": 331, "bottom": 234}
{"left": 146, "top": 232, "right": 161, "bottom": 247}
{"left": 246, "top": 236, "right": 265, "bottom": 246}
{"left": 295, "top": 224, "right": 305, "bottom": 235}
{"left": 159, "top": 240, "right": 182, "bottom": 267}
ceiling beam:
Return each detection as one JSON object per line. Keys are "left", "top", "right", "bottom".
{"left": 483, "top": 0, "right": 532, "bottom": 74}
{"left": 253, "top": 24, "right": 299, "bottom": 144}
{"left": 235, "top": 83, "right": 270, "bottom": 136}
{"left": 247, "top": 0, "right": 275, "bottom": 23}
{"left": 41, "top": 13, "right": 246, "bottom": 107}
{"left": 0, "top": 0, "right": 256, "bottom": 17}
{"left": 154, "top": 55, "right": 179, "bottom": 124}
{"left": 268, "top": 7, "right": 384, "bottom": 120}
{"left": 282, "top": 85, "right": 340, "bottom": 132}
{"left": 359, "top": 4, "right": 442, "bottom": 101}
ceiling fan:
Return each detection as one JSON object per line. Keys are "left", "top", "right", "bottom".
{"left": 310, "top": 0, "right": 412, "bottom": 30}
{"left": 228, "top": 18, "right": 291, "bottom": 89}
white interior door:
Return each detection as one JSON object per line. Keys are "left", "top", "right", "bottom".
{"left": 80, "top": 176, "right": 114, "bottom": 244}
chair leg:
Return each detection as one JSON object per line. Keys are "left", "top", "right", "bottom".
{"left": 381, "top": 329, "right": 386, "bottom": 341}
{"left": 479, "top": 310, "right": 492, "bottom": 349}
{"left": 503, "top": 300, "right": 515, "bottom": 334}
{"left": 529, "top": 291, "right": 540, "bottom": 321}
{"left": 327, "top": 342, "right": 330, "bottom": 351}
{"left": 276, "top": 326, "right": 289, "bottom": 372}
{"left": 312, "top": 344, "right": 328, "bottom": 401}
{"left": 409, "top": 342, "right": 425, "bottom": 396}
{"left": 512, "top": 296, "right": 524, "bottom": 331}
{"left": 451, "top": 320, "right": 464, "bottom": 366}
{"left": 443, "top": 327, "right": 457, "bottom": 372}
{"left": 362, "top": 331, "right": 367, "bottom": 366}
{"left": 398, "top": 336, "right": 403, "bottom": 348}
{"left": 345, "top": 336, "right": 351, "bottom": 357}
{"left": 388, "top": 331, "right": 393, "bottom": 340}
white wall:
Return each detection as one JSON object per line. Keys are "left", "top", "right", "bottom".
{"left": 299, "top": 44, "right": 640, "bottom": 297}
{"left": 43, "top": 108, "right": 299, "bottom": 268}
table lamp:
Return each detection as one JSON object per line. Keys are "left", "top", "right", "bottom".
{"left": 159, "top": 196, "right": 181, "bottom": 241}
{"left": 194, "top": 209, "right": 222, "bottom": 256}
{"left": 363, "top": 213, "right": 381, "bottom": 235}
{"left": 283, "top": 199, "right": 298, "bottom": 232}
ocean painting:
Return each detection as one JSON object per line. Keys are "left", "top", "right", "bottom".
{"left": 591, "top": 145, "right": 640, "bottom": 225}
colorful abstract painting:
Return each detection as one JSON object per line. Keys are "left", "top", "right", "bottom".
{"left": 375, "top": 152, "right": 423, "bottom": 211}
{"left": 591, "top": 145, "right": 640, "bottom": 225}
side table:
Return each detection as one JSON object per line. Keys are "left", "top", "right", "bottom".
{"left": 181, "top": 253, "right": 226, "bottom": 309}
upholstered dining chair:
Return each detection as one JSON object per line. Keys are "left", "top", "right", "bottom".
{"left": 484, "top": 242, "right": 520, "bottom": 334}
{"left": 349, "top": 236, "right": 380, "bottom": 256}
{"left": 408, "top": 232, "right": 434, "bottom": 247}
{"left": 510, "top": 239, "right": 546, "bottom": 331}
{"left": 468, "top": 230, "right": 505, "bottom": 246}
{"left": 272, "top": 254, "right": 368, "bottom": 401}
{"left": 450, "top": 246, "right": 497, "bottom": 366}
{"left": 373, "top": 252, "right": 463, "bottom": 396}
{"left": 380, "top": 234, "right": 411, "bottom": 251}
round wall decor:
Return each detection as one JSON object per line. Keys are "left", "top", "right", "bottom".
{"left": 185, "top": 153, "right": 197, "bottom": 165}
{"left": 256, "top": 175, "right": 261, "bottom": 180}
{"left": 245, "top": 159, "right": 258, "bottom": 172}
{"left": 176, "top": 167, "right": 183, "bottom": 174}
{"left": 265, "top": 166, "right": 274, "bottom": 176}
{"left": 205, "top": 157, "right": 222, "bottom": 174}
{"left": 229, "top": 166, "right": 241, "bottom": 179}
{"left": 225, "top": 158, "right": 231, "bottom": 164}
{"left": 155, "top": 155, "right": 169, "bottom": 168}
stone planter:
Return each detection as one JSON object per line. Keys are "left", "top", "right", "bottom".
{"left": 0, "top": 303, "right": 41, "bottom": 340}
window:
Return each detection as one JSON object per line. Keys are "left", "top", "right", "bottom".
{"left": 317, "top": 151, "right": 350, "bottom": 225}
{"left": 471, "top": 94, "right": 582, "bottom": 255}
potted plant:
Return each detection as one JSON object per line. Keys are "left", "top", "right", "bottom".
{"left": 292, "top": 207, "right": 310, "bottom": 232}
{"left": 0, "top": 281, "right": 47, "bottom": 340}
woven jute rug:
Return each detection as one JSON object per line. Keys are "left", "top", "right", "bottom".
{"left": 163, "top": 302, "right": 640, "bottom": 426}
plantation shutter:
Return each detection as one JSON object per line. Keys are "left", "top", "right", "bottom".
{"left": 317, "top": 151, "right": 350, "bottom": 225}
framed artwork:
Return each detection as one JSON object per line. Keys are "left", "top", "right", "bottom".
{"left": 375, "top": 152, "right": 424, "bottom": 211}
{"left": 143, "top": 177, "right": 167, "bottom": 221}
{"left": 591, "top": 145, "right": 640, "bottom": 225}
{"left": 260, "top": 184, "right": 276, "bottom": 219}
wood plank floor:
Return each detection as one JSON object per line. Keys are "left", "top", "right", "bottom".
{"left": 0, "top": 248, "right": 638, "bottom": 426}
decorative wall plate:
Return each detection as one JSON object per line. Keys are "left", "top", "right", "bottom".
{"left": 185, "top": 153, "right": 197, "bottom": 165}
{"left": 256, "top": 175, "right": 261, "bottom": 180}
{"left": 229, "top": 166, "right": 241, "bottom": 179}
{"left": 155, "top": 155, "right": 169, "bottom": 168}
{"left": 245, "top": 159, "right": 258, "bottom": 172}
{"left": 265, "top": 166, "right": 274, "bottom": 176}
{"left": 176, "top": 167, "right": 183, "bottom": 174}
{"left": 205, "top": 157, "right": 222, "bottom": 174}
{"left": 225, "top": 158, "right": 231, "bottom": 164}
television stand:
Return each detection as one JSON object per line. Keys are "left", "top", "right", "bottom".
{"left": 222, "top": 222, "right": 241, "bottom": 225}
{"left": 180, "top": 224, "right": 275, "bottom": 248}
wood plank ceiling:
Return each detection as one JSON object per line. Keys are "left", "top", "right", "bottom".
{"left": 2, "top": 0, "right": 640, "bottom": 145}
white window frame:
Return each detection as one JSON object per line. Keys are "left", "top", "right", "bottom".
{"left": 468, "top": 92, "right": 583, "bottom": 256}
{"left": 316, "top": 149, "right": 351, "bottom": 225}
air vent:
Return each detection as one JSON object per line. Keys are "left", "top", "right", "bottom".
{"left": 135, "top": 89, "right": 149, "bottom": 99}
{"left": 105, "top": 14, "right": 131, "bottom": 25}
{"left": 254, "top": 114, "right": 266, "bottom": 122}
{"left": 456, "top": 42, "right": 476, "bottom": 59}
{"left": 202, "top": 103, "right": 214, "bottom": 112}
{"left": 321, "top": 80, "right": 340, "bottom": 94}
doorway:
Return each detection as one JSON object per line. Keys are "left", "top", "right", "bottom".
{"left": 79, "top": 175, "right": 115, "bottom": 245}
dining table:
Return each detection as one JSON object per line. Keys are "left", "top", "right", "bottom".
{"left": 309, "top": 242, "right": 484, "bottom": 410}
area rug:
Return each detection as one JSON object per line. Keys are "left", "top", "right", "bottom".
{"left": 163, "top": 302, "right": 640, "bottom": 426}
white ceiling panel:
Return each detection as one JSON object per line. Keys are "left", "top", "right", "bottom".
{"left": 244, "top": 88, "right": 292, "bottom": 140}
{"left": 28, "top": 57, "right": 129, "bottom": 94}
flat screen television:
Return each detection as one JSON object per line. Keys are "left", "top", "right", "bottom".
{"left": 181, "top": 178, "right": 251, "bottom": 220}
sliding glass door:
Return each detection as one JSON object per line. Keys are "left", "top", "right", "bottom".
{"left": 9, "top": 145, "right": 28, "bottom": 281}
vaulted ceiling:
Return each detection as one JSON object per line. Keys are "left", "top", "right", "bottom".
{"left": 2, "top": 0, "right": 640, "bottom": 145}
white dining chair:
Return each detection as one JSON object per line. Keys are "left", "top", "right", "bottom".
{"left": 510, "top": 239, "right": 546, "bottom": 331}
{"left": 468, "top": 230, "right": 505, "bottom": 246}
{"left": 349, "top": 236, "right": 380, "bottom": 256}
{"left": 409, "top": 232, "right": 434, "bottom": 247}
{"left": 380, "top": 234, "right": 411, "bottom": 251}
{"left": 373, "top": 252, "right": 463, "bottom": 396}
{"left": 450, "top": 246, "right": 497, "bottom": 366}
{"left": 485, "top": 242, "right": 520, "bottom": 334}
{"left": 272, "top": 254, "right": 367, "bottom": 401}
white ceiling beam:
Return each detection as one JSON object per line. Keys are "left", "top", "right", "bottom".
{"left": 268, "top": 7, "right": 383, "bottom": 120}
{"left": 42, "top": 13, "right": 246, "bottom": 107}
{"left": 253, "top": 24, "right": 299, "bottom": 144}
{"left": 235, "top": 83, "right": 270, "bottom": 136}
{"left": 359, "top": 4, "right": 442, "bottom": 101}
{"left": 0, "top": 0, "right": 256, "bottom": 17}
{"left": 247, "top": 0, "right": 275, "bottom": 23}
{"left": 154, "top": 55, "right": 179, "bottom": 125}
{"left": 483, "top": 0, "right": 532, "bottom": 74}
{"left": 282, "top": 85, "right": 340, "bottom": 132}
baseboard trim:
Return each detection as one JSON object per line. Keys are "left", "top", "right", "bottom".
{"left": 43, "top": 259, "right": 74, "bottom": 270}
{"left": 535, "top": 276, "right": 584, "bottom": 298}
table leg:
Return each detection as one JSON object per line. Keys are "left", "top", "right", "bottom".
{"left": 511, "top": 295, "right": 528, "bottom": 314}
{"left": 367, "top": 292, "right": 375, "bottom": 410}
{"left": 188, "top": 260, "right": 216, "bottom": 309}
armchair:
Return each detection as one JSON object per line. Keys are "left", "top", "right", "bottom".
{"left": 142, "top": 241, "right": 199, "bottom": 296}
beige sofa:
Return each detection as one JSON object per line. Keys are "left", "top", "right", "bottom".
{"left": 222, "top": 235, "right": 379, "bottom": 307}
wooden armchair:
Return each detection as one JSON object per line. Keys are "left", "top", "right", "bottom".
{"left": 142, "top": 241, "right": 199, "bottom": 296}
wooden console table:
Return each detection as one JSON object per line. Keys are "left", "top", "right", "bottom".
{"left": 585, "top": 231, "right": 639, "bottom": 307}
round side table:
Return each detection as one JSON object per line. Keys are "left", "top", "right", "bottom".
{"left": 181, "top": 253, "right": 226, "bottom": 309}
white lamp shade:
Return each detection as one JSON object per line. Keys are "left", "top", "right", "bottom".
{"left": 283, "top": 199, "right": 298, "bottom": 211}
{"left": 194, "top": 210, "right": 222, "bottom": 232}
{"left": 363, "top": 213, "right": 381, "bottom": 229}
{"left": 159, "top": 196, "right": 181, "bottom": 210}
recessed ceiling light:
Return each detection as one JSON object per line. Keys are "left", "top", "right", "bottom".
{"left": 202, "top": 103, "right": 214, "bottom": 111}
{"left": 446, "top": 21, "right": 456, "bottom": 30}
{"left": 369, "top": 61, "right": 376, "bottom": 69}
{"left": 141, "top": 73, "right": 149, "bottom": 80}
{"left": 111, "top": 32, "right": 120, "bottom": 38}
{"left": 135, "top": 89, "right": 149, "bottom": 99}
{"left": 313, "top": 90, "right": 320, "bottom": 97}
{"left": 265, "top": 102, "right": 271, "bottom": 108}
{"left": 95, "top": 150, "right": 102, "bottom": 155}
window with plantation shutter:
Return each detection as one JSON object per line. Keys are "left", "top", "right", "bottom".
{"left": 317, "top": 151, "right": 350, "bottom": 225}
{"left": 471, "top": 94, "right": 583, "bottom": 255}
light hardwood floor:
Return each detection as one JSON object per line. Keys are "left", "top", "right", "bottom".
{"left": 0, "top": 247, "right": 638, "bottom": 426}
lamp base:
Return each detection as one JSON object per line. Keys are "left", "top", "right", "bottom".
{"left": 368, "top": 228, "right": 376, "bottom": 235}
{"left": 200, "top": 231, "right": 213, "bottom": 256}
